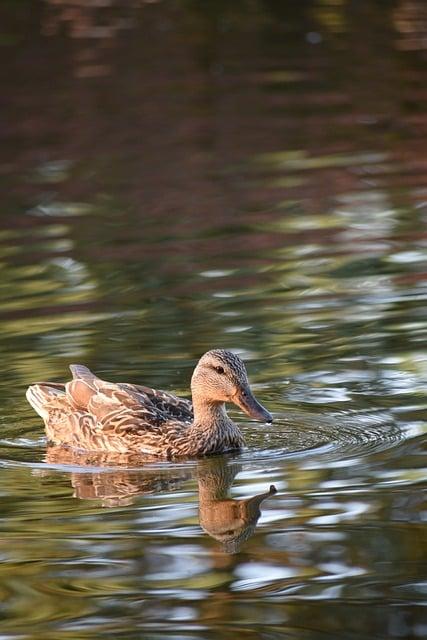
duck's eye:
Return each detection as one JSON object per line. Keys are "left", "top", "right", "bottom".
{"left": 214, "top": 365, "right": 225, "bottom": 374}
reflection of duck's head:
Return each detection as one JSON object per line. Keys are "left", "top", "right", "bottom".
{"left": 197, "top": 457, "right": 277, "bottom": 554}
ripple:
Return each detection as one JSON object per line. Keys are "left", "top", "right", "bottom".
{"left": 241, "top": 409, "right": 403, "bottom": 463}
{"left": 0, "top": 407, "right": 404, "bottom": 473}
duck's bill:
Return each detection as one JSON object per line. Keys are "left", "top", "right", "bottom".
{"left": 235, "top": 387, "right": 273, "bottom": 423}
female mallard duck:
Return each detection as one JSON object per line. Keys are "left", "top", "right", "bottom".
{"left": 26, "top": 349, "right": 272, "bottom": 458}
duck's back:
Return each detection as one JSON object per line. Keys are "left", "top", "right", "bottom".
{"left": 26, "top": 365, "right": 194, "bottom": 455}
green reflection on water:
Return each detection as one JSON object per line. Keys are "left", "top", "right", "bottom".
{"left": 0, "top": 0, "right": 427, "bottom": 639}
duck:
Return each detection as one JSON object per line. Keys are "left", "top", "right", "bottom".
{"left": 26, "top": 349, "right": 272, "bottom": 458}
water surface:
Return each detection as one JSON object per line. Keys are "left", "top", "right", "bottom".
{"left": 0, "top": 2, "right": 426, "bottom": 639}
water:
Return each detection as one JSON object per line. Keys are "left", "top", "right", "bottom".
{"left": 1, "top": 1, "right": 427, "bottom": 638}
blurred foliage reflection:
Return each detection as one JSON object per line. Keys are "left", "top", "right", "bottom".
{"left": 0, "top": 1, "right": 426, "bottom": 639}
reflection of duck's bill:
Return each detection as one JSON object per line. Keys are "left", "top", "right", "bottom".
{"left": 244, "top": 484, "right": 277, "bottom": 516}
{"left": 234, "top": 386, "right": 273, "bottom": 423}
{"left": 200, "top": 484, "right": 278, "bottom": 554}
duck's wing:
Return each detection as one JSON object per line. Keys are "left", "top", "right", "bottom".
{"left": 67, "top": 365, "right": 193, "bottom": 423}
{"left": 28, "top": 366, "right": 193, "bottom": 454}
{"left": 61, "top": 366, "right": 193, "bottom": 453}
{"left": 120, "top": 383, "right": 193, "bottom": 422}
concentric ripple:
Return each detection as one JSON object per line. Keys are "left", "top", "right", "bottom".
{"left": 241, "top": 408, "right": 404, "bottom": 462}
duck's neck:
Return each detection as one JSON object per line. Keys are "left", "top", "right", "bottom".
{"left": 186, "top": 394, "right": 244, "bottom": 456}
{"left": 191, "top": 397, "right": 230, "bottom": 428}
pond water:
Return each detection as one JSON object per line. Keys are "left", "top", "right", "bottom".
{"left": 1, "top": 1, "right": 426, "bottom": 638}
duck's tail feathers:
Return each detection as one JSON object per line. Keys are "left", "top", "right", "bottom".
{"left": 26, "top": 383, "right": 65, "bottom": 420}
{"left": 69, "top": 364, "right": 97, "bottom": 381}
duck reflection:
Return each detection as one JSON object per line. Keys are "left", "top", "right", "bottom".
{"left": 45, "top": 445, "right": 191, "bottom": 507}
{"left": 45, "top": 446, "right": 276, "bottom": 552}
{"left": 197, "top": 458, "right": 277, "bottom": 554}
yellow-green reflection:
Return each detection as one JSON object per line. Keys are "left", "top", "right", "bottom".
{"left": 0, "top": 1, "right": 426, "bottom": 639}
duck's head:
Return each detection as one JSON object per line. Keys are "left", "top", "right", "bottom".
{"left": 191, "top": 349, "right": 272, "bottom": 423}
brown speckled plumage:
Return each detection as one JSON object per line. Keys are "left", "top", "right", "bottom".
{"left": 26, "top": 350, "right": 272, "bottom": 458}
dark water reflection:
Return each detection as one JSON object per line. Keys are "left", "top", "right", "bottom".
{"left": 1, "top": 1, "right": 427, "bottom": 638}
